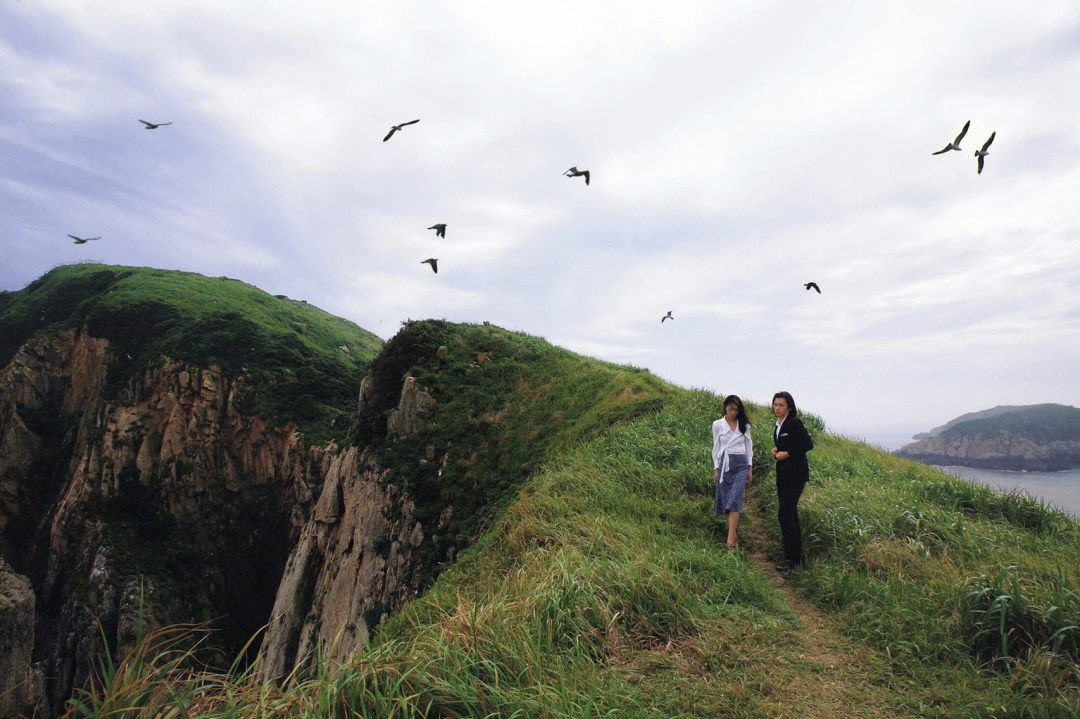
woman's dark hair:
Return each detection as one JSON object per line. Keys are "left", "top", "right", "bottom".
{"left": 772, "top": 391, "right": 797, "bottom": 417}
{"left": 723, "top": 394, "right": 751, "bottom": 434}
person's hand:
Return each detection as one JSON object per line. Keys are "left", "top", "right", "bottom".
{"left": 714, "top": 468, "right": 720, "bottom": 485}
{"left": 747, "top": 468, "right": 753, "bottom": 485}
{"left": 776, "top": 451, "right": 790, "bottom": 461}
{"left": 771, "top": 446, "right": 779, "bottom": 458}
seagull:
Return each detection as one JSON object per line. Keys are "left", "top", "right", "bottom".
{"left": 564, "top": 166, "right": 590, "bottom": 185}
{"left": 428, "top": 223, "right": 446, "bottom": 238}
{"left": 932, "top": 120, "right": 970, "bottom": 154}
{"left": 974, "top": 132, "right": 995, "bottom": 175}
{"left": 804, "top": 282, "right": 820, "bottom": 293}
{"left": 661, "top": 311, "right": 673, "bottom": 322}
{"left": 67, "top": 234, "right": 101, "bottom": 244}
{"left": 383, "top": 119, "right": 420, "bottom": 142}
{"left": 139, "top": 119, "right": 173, "bottom": 130}
{"left": 421, "top": 258, "right": 438, "bottom": 273}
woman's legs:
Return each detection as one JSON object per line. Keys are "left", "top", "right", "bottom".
{"left": 725, "top": 510, "right": 740, "bottom": 546}
{"left": 776, "top": 478, "right": 806, "bottom": 567}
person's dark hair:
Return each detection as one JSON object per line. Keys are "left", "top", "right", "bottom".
{"left": 723, "top": 394, "right": 751, "bottom": 434}
{"left": 772, "top": 391, "right": 798, "bottom": 417}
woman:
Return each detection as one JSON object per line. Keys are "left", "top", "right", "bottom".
{"left": 771, "top": 391, "right": 813, "bottom": 578}
{"left": 712, "top": 395, "right": 753, "bottom": 548}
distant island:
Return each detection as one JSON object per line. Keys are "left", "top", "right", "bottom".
{"left": 897, "top": 403, "right": 1080, "bottom": 471}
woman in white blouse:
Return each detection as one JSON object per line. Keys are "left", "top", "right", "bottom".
{"left": 712, "top": 395, "right": 753, "bottom": 548}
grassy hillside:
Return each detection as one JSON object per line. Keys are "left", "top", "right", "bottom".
{"left": 940, "top": 404, "right": 1080, "bottom": 443}
{"left": 63, "top": 320, "right": 1080, "bottom": 718}
{"left": 349, "top": 319, "right": 682, "bottom": 598}
{"left": 0, "top": 263, "right": 383, "bottom": 444}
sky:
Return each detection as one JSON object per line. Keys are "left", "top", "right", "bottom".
{"left": 2, "top": 1, "right": 1079, "bottom": 438}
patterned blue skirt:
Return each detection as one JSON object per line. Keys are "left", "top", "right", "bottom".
{"left": 714, "top": 453, "right": 749, "bottom": 515}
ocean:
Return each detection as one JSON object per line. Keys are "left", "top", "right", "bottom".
{"left": 854, "top": 432, "right": 1080, "bottom": 519}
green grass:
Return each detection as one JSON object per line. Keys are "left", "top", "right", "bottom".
{"left": 351, "top": 319, "right": 685, "bottom": 596}
{"left": 767, "top": 434, "right": 1080, "bottom": 716}
{"left": 1, "top": 263, "right": 383, "bottom": 444}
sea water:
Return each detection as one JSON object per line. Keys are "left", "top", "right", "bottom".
{"left": 854, "top": 432, "right": 1080, "bottom": 519}
{"left": 932, "top": 465, "right": 1080, "bottom": 519}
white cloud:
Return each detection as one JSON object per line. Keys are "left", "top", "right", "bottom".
{"left": 3, "top": 0, "right": 1080, "bottom": 434}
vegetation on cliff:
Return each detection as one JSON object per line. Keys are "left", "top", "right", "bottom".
{"left": 64, "top": 321, "right": 1080, "bottom": 718}
{"left": 0, "top": 263, "right": 383, "bottom": 443}
{"left": 938, "top": 404, "right": 1080, "bottom": 443}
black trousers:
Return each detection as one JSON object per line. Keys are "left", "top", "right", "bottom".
{"left": 776, "top": 477, "right": 806, "bottom": 567}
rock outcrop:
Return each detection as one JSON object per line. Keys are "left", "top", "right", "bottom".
{"left": 0, "top": 558, "right": 44, "bottom": 719}
{"left": 897, "top": 435, "right": 1080, "bottom": 471}
{"left": 255, "top": 446, "right": 427, "bottom": 682}
{"left": 386, "top": 377, "right": 435, "bottom": 438}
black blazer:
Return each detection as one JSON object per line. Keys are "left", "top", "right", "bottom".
{"left": 774, "top": 415, "right": 812, "bottom": 483}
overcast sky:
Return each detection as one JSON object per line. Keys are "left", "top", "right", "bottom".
{"left": 3, "top": 1, "right": 1079, "bottom": 437}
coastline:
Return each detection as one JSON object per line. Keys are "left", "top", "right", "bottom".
{"left": 932, "top": 464, "right": 1080, "bottom": 519}
{"left": 856, "top": 433, "right": 1080, "bottom": 518}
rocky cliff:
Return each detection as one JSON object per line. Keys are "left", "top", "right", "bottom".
{"left": 0, "top": 327, "right": 330, "bottom": 713}
{"left": 0, "top": 320, "right": 467, "bottom": 714}
{"left": 0, "top": 264, "right": 393, "bottom": 717}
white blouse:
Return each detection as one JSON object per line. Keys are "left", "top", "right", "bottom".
{"left": 712, "top": 418, "right": 753, "bottom": 475}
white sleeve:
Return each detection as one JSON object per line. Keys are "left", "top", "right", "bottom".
{"left": 744, "top": 427, "right": 753, "bottom": 467}
{"left": 712, "top": 421, "right": 722, "bottom": 469}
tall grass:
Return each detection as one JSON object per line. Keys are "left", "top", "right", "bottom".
{"left": 768, "top": 434, "right": 1080, "bottom": 716}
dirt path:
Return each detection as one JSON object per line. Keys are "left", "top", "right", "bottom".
{"left": 728, "top": 491, "right": 910, "bottom": 718}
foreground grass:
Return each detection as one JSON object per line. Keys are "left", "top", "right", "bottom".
{"left": 755, "top": 433, "right": 1080, "bottom": 718}
{"left": 65, "top": 389, "right": 1080, "bottom": 718}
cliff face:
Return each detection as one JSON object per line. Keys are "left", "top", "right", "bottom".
{"left": 897, "top": 435, "right": 1080, "bottom": 471}
{"left": 0, "top": 328, "right": 330, "bottom": 713}
{"left": 0, "top": 321, "right": 448, "bottom": 715}
{"left": 255, "top": 373, "right": 439, "bottom": 682}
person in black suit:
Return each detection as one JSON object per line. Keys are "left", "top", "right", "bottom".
{"left": 771, "top": 391, "right": 813, "bottom": 578}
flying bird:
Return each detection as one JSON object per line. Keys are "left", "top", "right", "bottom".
{"left": 421, "top": 258, "right": 438, "bottom": 273}
{"left": 67, "top": 234, "right": 101, "bottom": 244}
{"left": 384, "top": 119, "right": 420, "bottom": 142}
{"left": 974, "top": 132, "right": 995, "bottom": 175}
{"left": 661, "top": 311, "right": 673, "bottom": 322}
{"left": 428, "top": 223, "right": 446, "bottom": 238}
{"left": 139, "top": 119, "right": 172, "bottom": 129}
{"left": 564, "top": 166, "right": 590, "bottom": 185}
{"left": 932, "top": 120, "right": 970, "bottom": 154}
{"left": 804, "top": 282, "right": 820, "bottom": 294}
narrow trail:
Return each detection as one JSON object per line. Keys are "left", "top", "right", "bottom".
{"left": 727, "top": 487, "right": 911, "bottom": 719}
